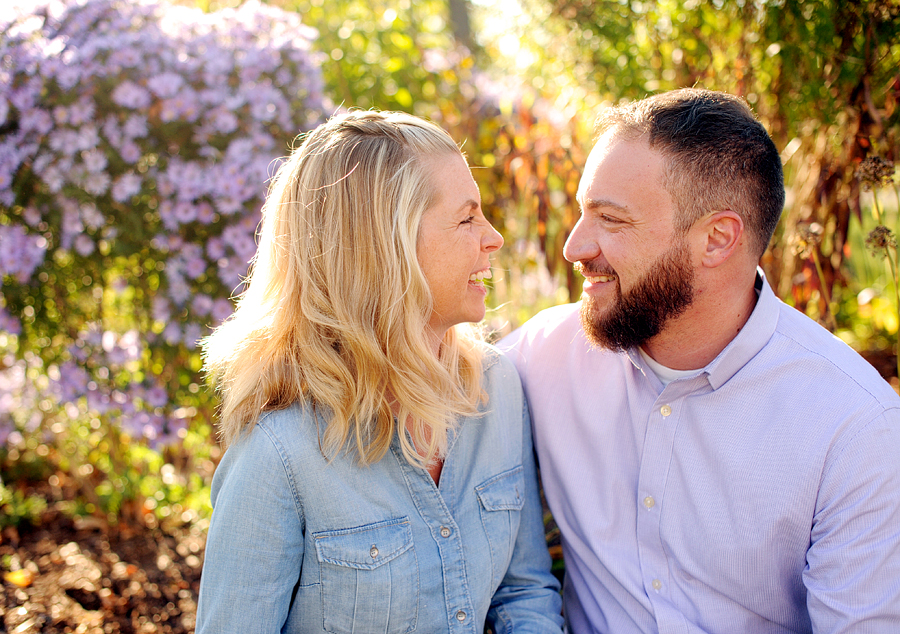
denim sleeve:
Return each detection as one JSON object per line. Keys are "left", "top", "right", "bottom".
{"left": 487, "top": 401, "right": 564, "bottom": 634}
{"left": 804, "top": 409, "right": 900, "bottom": 632}
{"left": 196, "top": 421, "right": 305, "bottom": 634}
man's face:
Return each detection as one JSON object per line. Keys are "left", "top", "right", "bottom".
{"left": 563, "top": 130, "right": 696, "bottom": 351}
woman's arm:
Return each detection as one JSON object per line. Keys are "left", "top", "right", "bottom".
{"left": 196, "top": 421, "right": 305, "bottom": 633}
{"left": 487, "top": 401, "right": 564, "bottom": 634}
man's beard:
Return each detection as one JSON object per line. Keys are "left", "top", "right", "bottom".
{"left": 580, "top": 238, "right": 695, "bottom": 351}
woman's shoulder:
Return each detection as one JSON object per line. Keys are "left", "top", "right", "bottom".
{"left": 477, "top": 341, "right": 525, "bottom": 405}
{"left": 229, "top": 401, "right": 324, "bottom": 460}
{"left": 480, "top": 340, "right": 519, "bottom": 376}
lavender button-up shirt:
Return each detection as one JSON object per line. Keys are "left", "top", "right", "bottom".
{"left": 501, "top": 272, "right": 900, "bottom": 634}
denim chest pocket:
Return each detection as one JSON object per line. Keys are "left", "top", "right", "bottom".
{"left": 314, "top": 517, "right": 419, "bottom": 634}
{"left": 475, "top": 465, "right": 525, "bottom": 589}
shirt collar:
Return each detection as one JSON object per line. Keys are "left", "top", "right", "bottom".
{"left": 702, "top": 268, "right": 779, "bottom": 390}
{"left": 625, "top": 268, "right": 779, "bottom": 391}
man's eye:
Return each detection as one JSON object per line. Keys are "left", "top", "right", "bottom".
{"left": 600, "top": 214, "right": 621, "bottom": 224}
{"left": 460, "top": 215, "right": 475, "bottom": 225}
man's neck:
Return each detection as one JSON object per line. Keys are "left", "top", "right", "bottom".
{"left": 641, "top": 272, "right": 760, "bottom": 371}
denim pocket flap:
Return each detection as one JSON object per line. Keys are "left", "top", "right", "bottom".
{"left": 475, "top": 465, "right": 525, "bottom": 511}
{"left": 314, "top": 517, "right": 413, "bottom": 570}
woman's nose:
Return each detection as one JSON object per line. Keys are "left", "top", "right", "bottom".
{"left": 483, "top": 222, "right": 503, "bottom": 252}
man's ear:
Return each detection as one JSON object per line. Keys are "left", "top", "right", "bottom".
{"left": 696, "top": 210, "right": 743, "bottom": 268}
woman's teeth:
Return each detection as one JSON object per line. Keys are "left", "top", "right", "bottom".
{"left": 469, "top": 269, "right": 492, "bottom": 282}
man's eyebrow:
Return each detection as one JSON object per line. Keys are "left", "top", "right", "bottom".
{"left": 581, "top": 197, "right": 629, "bottom": 213}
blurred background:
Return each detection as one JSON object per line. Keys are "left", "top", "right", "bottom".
{"left": 1, "top": 0, "right": 898, "bottom": 630}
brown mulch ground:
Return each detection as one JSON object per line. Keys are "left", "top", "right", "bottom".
{"left": 1, "top": 506, "right": 204, "bottom": 634}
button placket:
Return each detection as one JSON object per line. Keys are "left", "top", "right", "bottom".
{"left": 391, "top": 440, "right": 474, "bottom": 633}
{"left": 635, "top": 391, "right": 681, "bottom": 618}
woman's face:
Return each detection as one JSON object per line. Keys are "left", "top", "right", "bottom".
{"left": 417, "top": 153, "right": 503, "bottom": 346}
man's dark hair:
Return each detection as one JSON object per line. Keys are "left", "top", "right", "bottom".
{"left": 596, "top": 88, "right": 785, "bottom": 257}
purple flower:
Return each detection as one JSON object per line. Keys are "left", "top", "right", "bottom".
{"left": 191, "top": 293, "right": 214, "bottom": 316}
{"left": 147, "top": 72, "right": 184, "bottom": 98}
{"left": 69, "top": 99, "right": 96, "bottom": 126}
{"left": 152, "top": 296, "right": 172, "bottom": 323}
{"left": 206, "top": 237, "right": 225, "bottom": 260}
{"left": 75, "top": 125, "right": 100, "bottom": 152}
{"left": 174, "top": 201, "right": 198, "bottom": 224}
{"left": 217, "top": 255, "right": 250, "bottom": 289}
{"left": 0, "top": 307, "right": 22, "bottom": 336}
{"left": 222, "top": 222, "right": 258, "bottom": 261}
{"left": 207, "top": 107, "right": 239, "bottom": 134}
{"left": 20, "top": 109, "right": 53, "bottom": 135}
{"left": 211, "top": 298, "right": 234, "bottom": 324}
{"left": 196, "top": 201, "right": 216, "bottom": 224}
{"left": 50, "top": 361, "right": 90, "bottom": 403}
{"left": 48, "top": 129, "right": 80, "bottom": 158}
{"left": 82, "top": 148, "right": 108, "bottom": 173}
{"left": 162, "top": 321, "right": 182, "bottom": 346}
{"left": 144, "top": 384, "right": 169, "bottom": 408}
{"left": 0, "top": 225, "right": 47, "bottom": 282}
{"left": 123, "top": 114, "right": 148, "bottom": 139}
{"left": 111, "top": 81, "right": 152, "bottom": 109}
{"left": 183, "top": 323, "right": 202, "bottom": 349}
{"left": 83, "top": 171, "right": 110, "bottom": 196}
{"left": 80, "top": 203, "right": 103, "bottom": 229}
{"left": 112, "top": 173, "right": 142, "bottom": 202}
{"left": 184, "top": 255, "right": 207, "bottom": 279}
{"left": 74, "top": 234, "right": 95, "bottom": 257}
{"left": 22, "top": 206, "right": 41, "bottom": 227}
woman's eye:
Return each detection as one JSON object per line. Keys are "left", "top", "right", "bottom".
{"left": 460, "top": 215, "right": 475, "bottom": 225}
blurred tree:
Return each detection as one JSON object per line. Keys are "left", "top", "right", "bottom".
{"left": 485, "top": 0, "right": 900, "bottom": 328}
{"left": 449, "top": 0, "right": 475, "bottom": 49}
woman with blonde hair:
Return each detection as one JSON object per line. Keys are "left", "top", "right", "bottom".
{"left": 195, "top": 110, "right": 563, "bottom": 633}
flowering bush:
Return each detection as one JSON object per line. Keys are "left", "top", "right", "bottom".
{"left": 0, "top": 0, "right": 328, "bottom": 519}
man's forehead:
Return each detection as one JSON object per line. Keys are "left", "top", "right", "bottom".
{"left": 576, "top": 132, "right": 670, "bottom": 216}
{"left": 576, "top": 132, "right": 636, "bottom": 201}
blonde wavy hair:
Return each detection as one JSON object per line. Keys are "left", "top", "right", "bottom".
{"left": 202, "top": 110, "right": 486, "bottom": 467}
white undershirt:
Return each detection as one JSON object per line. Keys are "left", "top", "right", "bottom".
{"left": 638, "top": 347, "right": 701, "bottom": 386}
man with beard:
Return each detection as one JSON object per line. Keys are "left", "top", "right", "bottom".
{"left": 500, "top": 88, "right": 900, "bottom": 633}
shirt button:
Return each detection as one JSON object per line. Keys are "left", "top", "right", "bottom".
{"left": 440, "top": 526, "right": 451, "bottom": 538}
{"left": 643, "top": 496, "right": 655, "bottom": 509}
{"left": 455, "top": 610, "right": 466, "bottom": 622}
{"left": 652, "top": 579, "right": 662, "bottom": 591}
{"left": 660, "top": 404, "right": 672, "bottom": 417}
{"left": 369, "top": 546, "right": 379, "bottom": 558}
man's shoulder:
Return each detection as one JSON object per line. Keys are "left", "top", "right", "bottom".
{"left": 501, "top": 302, "right": 583, "bottom": 350}
{"left": 497, "top": 302, "right": 630, "bottom": 386}
{"left": 772, "top": 301, "right": 899, "bottom": 407}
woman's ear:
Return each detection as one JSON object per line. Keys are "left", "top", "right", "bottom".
{"left": 696, "top": 210, "right": 744, "bottom": 268}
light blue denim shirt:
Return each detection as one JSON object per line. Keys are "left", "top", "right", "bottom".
{"left": 196, "top": 347, "right": 564, "bottom": 634}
